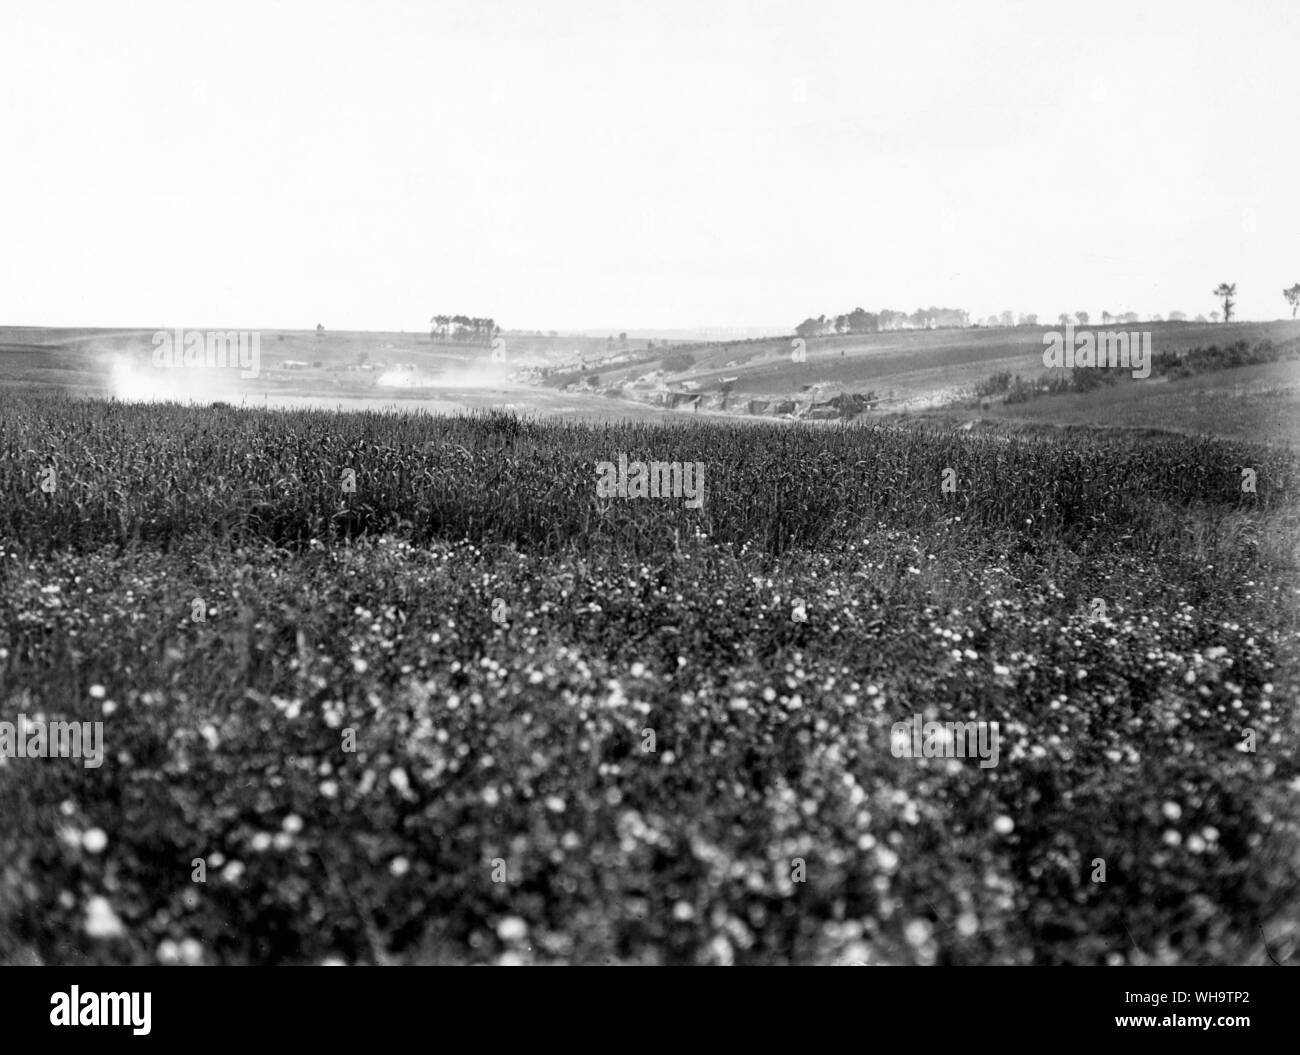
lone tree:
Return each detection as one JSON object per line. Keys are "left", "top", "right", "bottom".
{"left": 1284, "top": 283, "right": 1300, "bottom": 319}
{"left": 1213, "top": 282, "right": 1236, "bottom": 323}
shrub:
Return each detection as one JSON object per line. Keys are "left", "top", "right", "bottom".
{"left": 974, "top": 371, "right": 1012, "bottom": 398}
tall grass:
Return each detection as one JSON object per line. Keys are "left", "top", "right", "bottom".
{"left": 1, "top": 394, "right": 1292, "bottom": 560}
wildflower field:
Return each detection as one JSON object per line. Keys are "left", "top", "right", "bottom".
{"left": 1, "top": 391, "right": 1297, "bottom": 964}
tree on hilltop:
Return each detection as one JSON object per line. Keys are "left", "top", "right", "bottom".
{"left": 1213, "top": 282, "right": 1236, "bottom": 323}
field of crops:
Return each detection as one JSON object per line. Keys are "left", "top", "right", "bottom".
{"left": 1, "top": 391, "right": 1298, "bottom": 964}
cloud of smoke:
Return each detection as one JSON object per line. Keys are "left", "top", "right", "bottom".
{"left": 106, "top": 353, "right": 247, "bottom": 404}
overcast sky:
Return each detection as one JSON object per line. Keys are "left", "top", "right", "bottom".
{"left": 1, "top": 0, "right": 1296, "bottom": 332}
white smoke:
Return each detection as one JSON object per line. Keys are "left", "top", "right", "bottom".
{"left": 106, "top": 352, "right": 248, "bottom": 404}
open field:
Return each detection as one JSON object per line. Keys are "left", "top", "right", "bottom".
{"left": 1, "top": 392, "right": 1297, "bottom": 964}
{"left": 3, "top": 320, "right": 1298, "bottom": 445}
{"left": 0, "top": 326, "right": 738, "bottom": 423}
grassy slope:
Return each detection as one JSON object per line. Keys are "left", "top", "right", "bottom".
{"left": 0, "top": 394, "right": 1297, "bottom": 964}
{"left": 917, "top": 360, "right": 1300, "bottom": 448}
{"left": 582, "top": 320, "right": 1300, "bottom": 403}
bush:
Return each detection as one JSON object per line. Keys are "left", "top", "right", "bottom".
{"left": 1004, "top": 374, "right": 1037, "bottom": 403}
{"left": 974, "top": 371, "right": 1012, "bottom": 399}
{"left": 1154, "top": 337, "right": 1300, "bottom": 379}
{"left": 1070, "top": 366, "right": 1125, "bottom": 393}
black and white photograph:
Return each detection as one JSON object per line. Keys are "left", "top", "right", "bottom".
{"left": 0, "top": 0, "right": 1297, "bottom": 1010}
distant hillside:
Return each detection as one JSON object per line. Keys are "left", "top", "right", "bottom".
{"left": 2, "top": 319, "right": 1297, "bottom": 445}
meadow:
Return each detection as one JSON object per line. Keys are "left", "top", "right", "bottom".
{"left": 0, "top": 392, "right": 1297, "bottom": 964}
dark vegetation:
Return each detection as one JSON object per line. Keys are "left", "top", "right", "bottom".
{"left": 1, "top": 392, "right": 1296, "bottom": 964}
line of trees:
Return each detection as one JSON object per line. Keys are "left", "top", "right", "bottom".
{"left": 975, "top": 312, "right": 1038, "bottom": 327}
{"left": 430, "top": 315, "right": 500, "bottom": 343}
{"left": 1209, "top": 281, "right": 1300, "bottom": 322}
{"left": 794, "top": 306, "right": 969, "bottom": 338}
{"left": 1056, "top": 282, "right": 1300, "bottom": 326}
{"left": 792, "top": 281, "right": 1300, "bottom": 338}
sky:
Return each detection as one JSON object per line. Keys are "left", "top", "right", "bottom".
{"left": 1, "top": 0, "right": 1297, "bottom": 332}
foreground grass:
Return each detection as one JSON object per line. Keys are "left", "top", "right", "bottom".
{"left": 1, "top": 393, "right": 1297, "bottom": 964}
